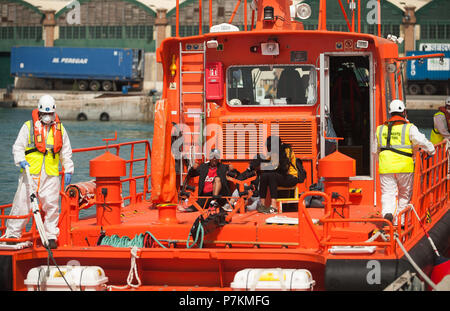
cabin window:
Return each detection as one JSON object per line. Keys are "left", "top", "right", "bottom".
{"left": 226, "top": 65, "right": 316, "bottom": 106}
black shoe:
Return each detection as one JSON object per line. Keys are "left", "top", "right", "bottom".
{"left": 184, "top": 205, "right": 197, "bottom": 212}
{"left": 257, "top": 205, "right": 277, "bottom": 214}
{"left": 5, "top": 236, "right": 18, "bottom": 245}
{"left": 47, "top": 239, "right": 57, "bottom": 249}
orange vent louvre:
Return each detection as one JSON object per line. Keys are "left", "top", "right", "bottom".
{"left": 277, "top": 120, "right": 315, "bottom": 158}
{"left": 222, "top": 122, "right": 265, "bottom": 160}
{"left": 221, "top": 119, "right": 315, "bottom": 160}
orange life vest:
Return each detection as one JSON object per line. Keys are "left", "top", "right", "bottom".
{"left": 30, "top": 108, "right": 63, "bottom": 156}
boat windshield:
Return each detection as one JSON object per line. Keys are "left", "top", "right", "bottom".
{"left": 227, "top": 65, "right": 316, "bottom": 106}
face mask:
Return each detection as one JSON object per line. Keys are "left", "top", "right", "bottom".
{"left": 40, "top": 114, "right": 55, "bottom": 124}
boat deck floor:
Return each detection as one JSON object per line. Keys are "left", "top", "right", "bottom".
{"left": 70, "top": 201, "right": 381, "bottom": 249}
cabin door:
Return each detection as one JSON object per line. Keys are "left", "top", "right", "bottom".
{"left": 319, "top": 53, "right": 373, "bottom": 178}
{"left": 319, "top": 54, "right": 330, "bottom": 159}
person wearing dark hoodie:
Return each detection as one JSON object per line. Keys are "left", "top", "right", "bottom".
{"left": 257, "top": 136, "right": 299, "bottom": 214}
{"left": 184, "top": 148, "right": 231, "bottom": 212}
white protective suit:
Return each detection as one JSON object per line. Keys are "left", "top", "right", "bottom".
{"left": 433, "top": 112, "right": 450, "bottom": 140}
{"left": 372, "top": 123, "right": 435, "bottom": 223}
{"left": 5, "top": 121, "right": 74, "bottom": 241}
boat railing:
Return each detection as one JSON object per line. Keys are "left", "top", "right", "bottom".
{"left": 0, "top": 203, "right": 40, "bottom": 246}
{"left": 58, "top": 139, "right": 152, "bottom": 245}
{"left": 173, "top": 0, "right": 379, "bottom": 36}
{"left": 0, "top": 139, "right": 152, "bottom": 248}
{"left": 67, "top": 139, "right": 152, "bottom": 204}
{"left": 297, "top": 140, "right": 449, "bottom": 255}
{"left": 297, "top": 191, "right": 395, "bottom": 254}
{"left": 411, "top": 141, "right": 448, "bottom": 224}
{"left": 392, "top": 141, "right": 448, "bottom": 246}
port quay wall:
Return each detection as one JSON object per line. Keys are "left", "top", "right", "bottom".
{"left": 9, "top": 91, "right": 154, "bottom": 122}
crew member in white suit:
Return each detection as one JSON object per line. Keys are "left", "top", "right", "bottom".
{"left": 5, "top": 95, "right": 74, "bottom": 249}
{"left": 373, "top": 99, "right": 435, "bottom": 226}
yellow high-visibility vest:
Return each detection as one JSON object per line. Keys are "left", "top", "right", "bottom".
{"left": 376, "top": 122, "right": 414, "bottom": 174}
{"left": 24, "top": 120, "right": 64, "bottom": 176}
{"left": 430, "top": 111, "right": 445, "bottom": 144}
{"left": 286, "top": 148, "right": 298, "bottom": 178}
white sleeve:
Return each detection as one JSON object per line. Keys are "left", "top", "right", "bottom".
{"left": 12, "top": 123, "right": 30, "bottom": 167}
{"left": 60, "top": 127, "right": 74, "bottom": 174}
{"left": 434, "top": 114, "right": 450, "bottom": 139}
{"left": 371, "top": 130, "right": 379, "bottom": 155}
{"left": 409, "top": 124, "right": 436, "bottom": 155}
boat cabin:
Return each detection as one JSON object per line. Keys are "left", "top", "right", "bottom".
{"left": 156, "top": 0, "right": 403, "bottom": 207}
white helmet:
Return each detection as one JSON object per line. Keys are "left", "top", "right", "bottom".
{"left": 389, "top": 99, "right": 405, "bottom": 114}
{"left": 38, "top": 95, "right": 56, "bottom": 113}
{"left": 446, "top": 96, "right": 450, "bottom": 106}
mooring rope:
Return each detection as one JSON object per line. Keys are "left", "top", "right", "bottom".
{"left": 393, "top": 233, "right": 439, "bottom": 291}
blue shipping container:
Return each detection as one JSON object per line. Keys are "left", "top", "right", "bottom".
{"left": 406, "top": 51, "right": 450, "bottom": 82}
{"left": 10, "top": 46, "right": 143, "bottom": 82}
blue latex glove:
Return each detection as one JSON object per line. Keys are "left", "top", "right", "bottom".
{"left": 19, "top": 160, "right": 30, "bottom": 170}
{"left": 65, "top": 173, "right": 72, "bottom": 185}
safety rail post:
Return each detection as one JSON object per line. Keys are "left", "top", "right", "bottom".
{"left": 297, "top": 191, "right": 328, "bottom": 249}
{"left": 0, "top": 203, "right": 11, "bottom": 235}
{"left": 397, "top": 205, "right": 415, "bottom": 244}
{"left": 58, "top": 191, "right": 71, "bottom": 247}
{"left": 198, "top": 0, "right": 202, "bottom": 35}
{"left": 143, "top": 141, "right": 151, "bottom": 200}
{"left": 176, "top": 0, "right": 179, "bottom": 37}
{"left": 228, "top": 0, "right": 242, "bottom": 24}
{"left": 128, "top": 143, "right": 136, "bottom": 205}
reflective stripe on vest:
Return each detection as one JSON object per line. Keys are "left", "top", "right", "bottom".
{"left": 24, "top": 120, "right": 63, "bottom": 176}
{"left": 377, "top": 123, "right": 414, "bottom": 174}
{"left": 430, "top": 111, "right": 444, "bottom": 144}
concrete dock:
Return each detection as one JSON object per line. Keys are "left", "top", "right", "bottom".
{"left": 405, "top": 95, "right": 449, "bottom": 110}
{"left": 1, "top": 89, "right": 155, "bottom": 122}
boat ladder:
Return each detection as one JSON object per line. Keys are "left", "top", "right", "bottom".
{"left": 179, "top": 41, "right": 207, "bottom": 185}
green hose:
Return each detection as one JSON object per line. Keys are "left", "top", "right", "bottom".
{"left": 99, "top": 233, "right": 146, "bottom": 248}
{"left": 186, "top": 223, "right": 205, "bottom": 249}
{"left": 98, "top": 225, "right": 205, "bottom": 249}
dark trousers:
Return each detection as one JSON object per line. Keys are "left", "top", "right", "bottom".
{"left": 259, "top": 172, "right": 298, "bottom": 199}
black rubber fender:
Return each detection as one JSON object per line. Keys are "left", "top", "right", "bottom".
{"left": 325, "top": 210, "right": 450, "bottom": 291}
{"left": 0, "top": 255, "right": 12, "bottom": 291}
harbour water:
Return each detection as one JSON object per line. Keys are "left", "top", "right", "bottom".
{"left": 0, "top": 107, "right": 154, "bottom": 208}
{"left": 0, "top": 106, "right": 434, "bottom": 208}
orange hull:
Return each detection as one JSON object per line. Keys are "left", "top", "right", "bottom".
{"left": 2, "top": 0, "right": 450, "bottom": 292}
{"left": 2, "top": 197, "right": 449, "bottom": 291}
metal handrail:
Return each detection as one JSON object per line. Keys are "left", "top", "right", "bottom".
{"left": 69, "top": 139, "right": 152, "bottom": 203}
{"left": 297, "top": 141, "right": 449, "bottom": 255}
{"left": 297, "top": 191, "right": 397, "bottom": 254}
{"left": 0, "top": 139, "right": 152, "bottom": 247}
{"left": 0, "top": 203, "right": 39, "bottom": 245}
